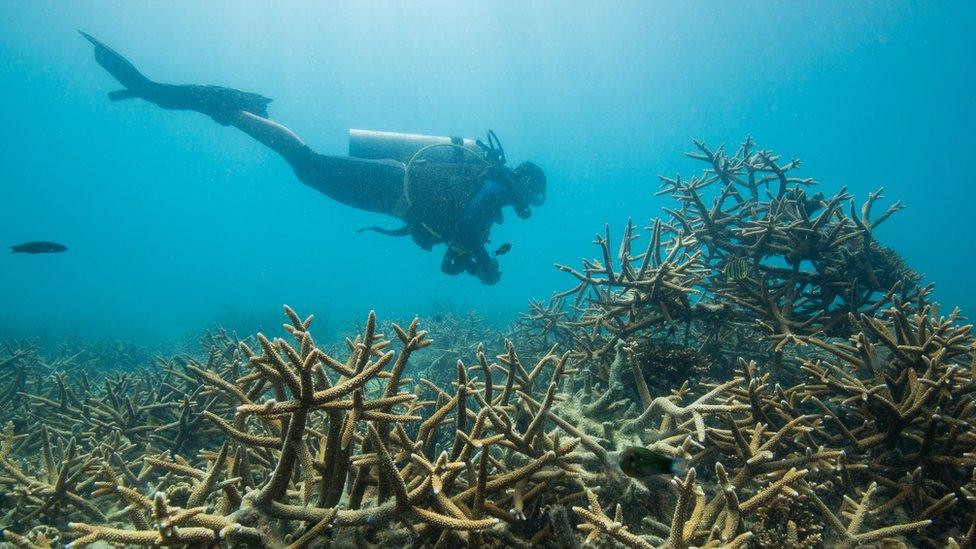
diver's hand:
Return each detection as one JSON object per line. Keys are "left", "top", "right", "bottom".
{"left": 443, "top": 245, "right": 499, "bottom": 284}
{"left": 473, "top": 256, "right": 501, "bottom": 285}
{"left": 480, "top": 269, "right": 501, "bottom": 285}
{"left": 441, "top": 249, "right": 468, "bottom": 276}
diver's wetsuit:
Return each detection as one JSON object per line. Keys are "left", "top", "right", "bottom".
{"left": 81, "top": 31, "right": 512, "bottom": 284}
{"left": 270, "top": 139, "right": 508, "bottom": 284}
{"left": 288, "top": 147, "right": 406, "bottom": 216}
{"left": 440, "top": 180, "right": 513, "bottom": 283}
{"left": 291, "top": 147, "right": 511, "bottom": 284}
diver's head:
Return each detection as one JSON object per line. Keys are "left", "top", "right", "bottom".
{"left": 508, "top": 162, "right": 547, "bottom": 218}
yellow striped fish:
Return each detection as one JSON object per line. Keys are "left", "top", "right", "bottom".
{"left": 722, "top": 256, "right": 751, "bottom": 281}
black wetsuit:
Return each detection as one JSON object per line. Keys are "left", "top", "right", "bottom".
{"left": 285, "top": 147, "right": 510, "bottom": 284}
{"left": 440, "top": 180, "right": 513, "bottom": 284}
{"left": 79, "top": 31, "right": 512, "bottom": 284}
{"left": 288, "top": 146, "right": 406, "bottom": 215}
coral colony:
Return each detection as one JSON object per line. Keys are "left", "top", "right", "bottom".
{"left": 2, "top": 139, "right": 973, "bottom": 547}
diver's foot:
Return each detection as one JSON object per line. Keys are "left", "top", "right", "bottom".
{"left": 81, "top": 31, "right": 273, "bottom": 124}
{"left": 80, "top": 31, "right": 151, "bottom": 91}
{"left": 146, "top": 83, "right": 272, "bottom": 125}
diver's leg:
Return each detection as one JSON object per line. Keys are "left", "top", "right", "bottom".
{"left": 291, "top": 153, "right": 406, "bottom": 216}
{"left": 82, "top": 33, "right": 404, "bottom": 217}
{"left": 82, "top": 31, "right": 300, "bottom": 160}
{"left": 229, "top": 112, "right": 404, "bottom": 215}
{"left": 229, "top": 111, "right": 308, "bottom": 164}
{"left": 81, "top": 32, "right": 272, "bottom": 124}
{"left": 230, "top": 113, "right": 405, "bottom": 215}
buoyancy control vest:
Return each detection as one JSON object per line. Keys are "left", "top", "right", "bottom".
{"left": 350, "top": 129, "right": 505, "bottom": 249}
{"left": 401, "top": 160, "right": 490, "bottom": 248}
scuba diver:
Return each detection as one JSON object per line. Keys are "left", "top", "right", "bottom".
{"left": 79, "top": 32, "right": 546, "bottom": 285}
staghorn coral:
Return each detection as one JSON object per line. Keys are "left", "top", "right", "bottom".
{"left": 525, "top": 138, "right": 973, "bottom": 547}
{"left": 750, "top": 493, "right": 823, "bottom": 548}
{"left": 573, "top": 466, "right": 758, "bottom": 548}
{"left": 547, "top": 138, "right": 928, "bottom": 371}
{"left": 0, "top": 307, "right": 592, "bottom": 548}
{"left": 556, "top": 310, "right": 957, "bottom": 548}
{"left": 796, "top": 304, "right": 976, "bottom": 542}
{"left": 2, "top": 137, "right": 973, "bottom": 548}
{"left": 629, "top": 336, "right": 711, "bottom": 395}
{"left": 406, "top": 308, "right": 508, "bottom": 391}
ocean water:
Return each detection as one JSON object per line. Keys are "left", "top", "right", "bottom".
{"left": 1, "top": 1, "right": 974, "bottom": 344}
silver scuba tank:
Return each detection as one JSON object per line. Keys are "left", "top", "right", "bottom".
{"left": 348, "top": 129, "right": 483, "bottom": 165}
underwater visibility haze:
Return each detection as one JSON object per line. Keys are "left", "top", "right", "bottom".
{"left": 1, "top": 1, "right": 976, "bottom": 548}
{"left": 2, "top": 1, "right": 974, "bottom": 340}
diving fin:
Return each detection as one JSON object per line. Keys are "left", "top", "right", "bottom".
{"left": 108, "top": 89, "right": 141, "bottom": 101}
{"left": 162, "top": 84, "right": 273, "bottom": 120}
{"left": 79, "top": 30, "right": 152, "bottom": 91}
{"left": 80, "top": 31, "right": 273, "bottom": 122}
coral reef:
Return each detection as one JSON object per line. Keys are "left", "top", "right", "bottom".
{"left": 525, "top": 138, "right": 973, "bottom": 547}
{"left": 1, "top": 308, "right": 587, "bottom": 547}
{"left": 1, "top": 138, "right": 973, "bottom": 548}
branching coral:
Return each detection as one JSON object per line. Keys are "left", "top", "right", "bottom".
{"left": 801, "top": 481, "right": 931, "bottom": 548}
{"left": 1, "top": 307, "right": 591, "bottom": 548}
{"left": 544, "top": 138, "right": 927, "bottom": 374}
{"left": 2, "top": 137, "right": 972, "bottom": 548}
{"left": 522, "top": 138, "right": 974, "bottom": 547}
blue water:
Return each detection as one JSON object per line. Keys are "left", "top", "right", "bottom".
{"left": 2, "top": 1, "right": 974, "bottom": 343}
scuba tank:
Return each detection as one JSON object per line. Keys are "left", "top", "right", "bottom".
{"left": 349, "top": 129, "right": 482, "bottom": 165}
{"left": 349, "top": 129, "right": 506, "bottom": 168}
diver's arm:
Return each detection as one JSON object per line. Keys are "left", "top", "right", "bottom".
{"left": 229, "top": 111, "right": 308, "bottom": 163}
{"left": 465, "top": 181, "right": 511, "bottom": 228}
{"left": 441, "top": 248, "right": 469, "bottom": 276}
{"left": 444, "top": 181, "right": 508, "bottom": 284}
{"left": 441, "top": 244, "right": 498, "bottom": 284}
{"left": 454, "top": 181, "right": 509, "bottom": 248}
{"left": 468, "top": 246, "right": 500, "bottom": 285}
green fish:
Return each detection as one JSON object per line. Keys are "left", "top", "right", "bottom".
{"left": 618, "top": 447, "right": 687, "bottom": 478}
{"left": 722, "top": 255, "right": 751, "bottom": 281}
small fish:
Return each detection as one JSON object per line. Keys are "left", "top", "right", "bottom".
{"left": 618, "top": 447, "right": 687, "bottom": 478}
{"left": 9, "top": 241, "right": 68, "bottom": 254}
{"left": 722, "top": 255, "right": 750, "bottom": 281}
{"left": 494, "top": 242, "right": 512, "bottom": 256}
